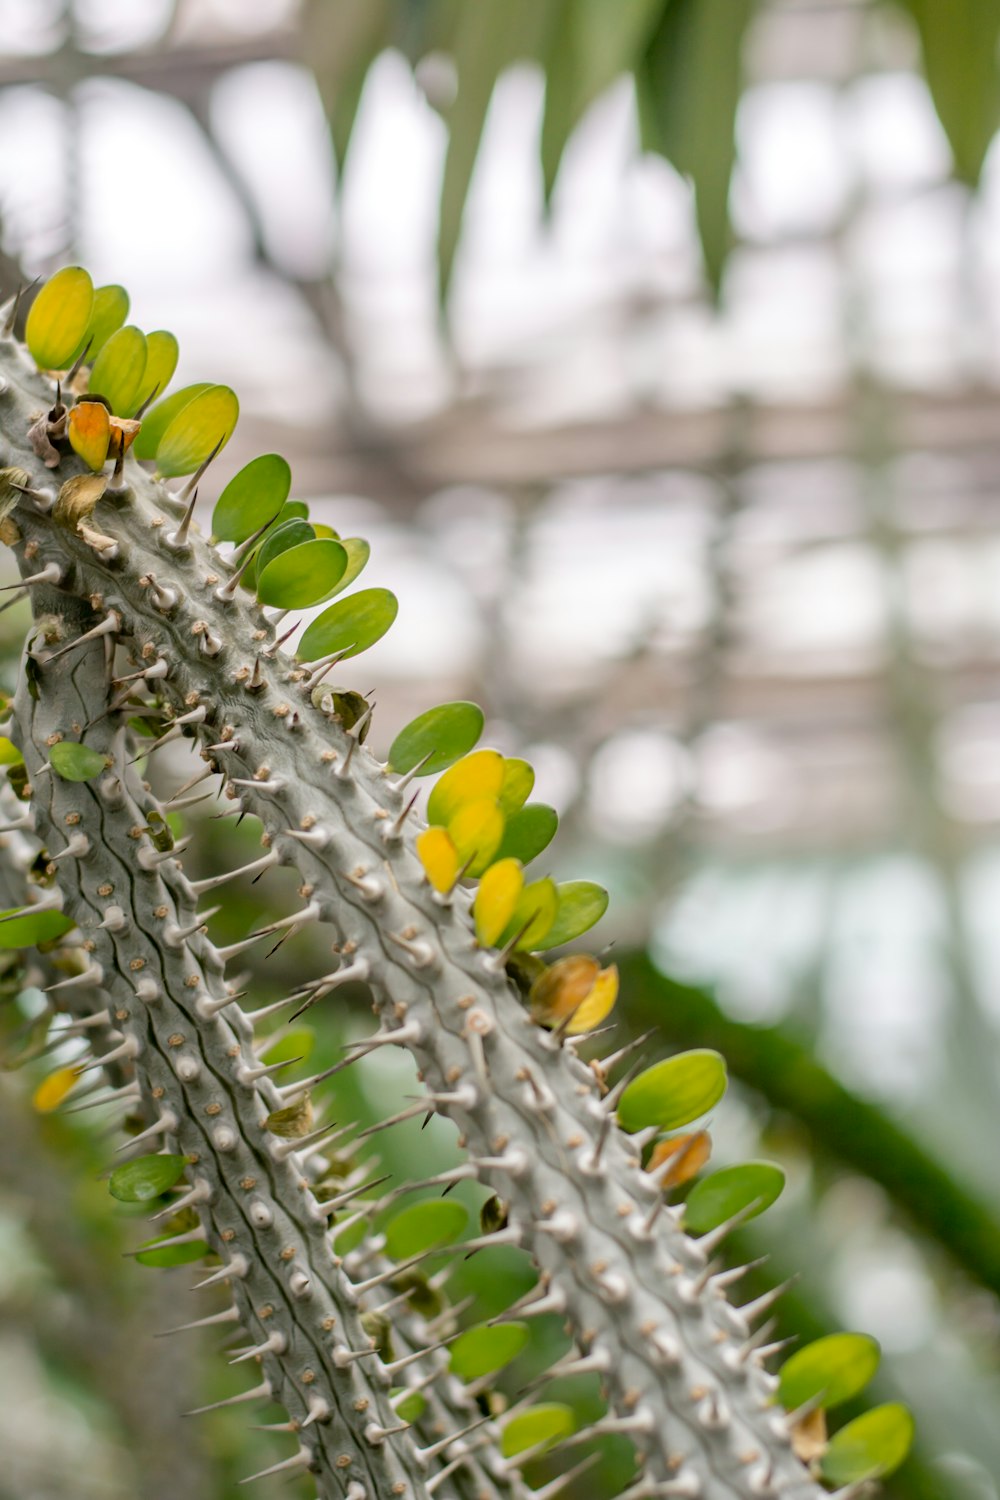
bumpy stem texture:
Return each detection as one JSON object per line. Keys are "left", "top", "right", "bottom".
{"left": 0, "top": 336, "right": 828, "bottom": 1499}
{"left": 11, "top": 592, "right": 515, "bottom": 1500}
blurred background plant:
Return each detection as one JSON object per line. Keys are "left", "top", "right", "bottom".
{"left": 2, "top": 0, "right": 1000, "bottom": 1496}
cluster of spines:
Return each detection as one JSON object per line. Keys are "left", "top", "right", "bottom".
{"left": 0, "top": 269, "right": 912, "bottom": 1499}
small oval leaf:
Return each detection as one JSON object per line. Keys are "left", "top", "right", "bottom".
{"left": 501, "top": 1404, "right": 574, "bottom": 1459}
{"left": 388, "top": 701, "right": 485, "bottom": 778}
{"left": 474, "top": 858, "right": 524, "bottom": 947}
{"left": 212, "top": 453, "right": 292, "bottom": 543}
{"left": 33, "top": 1065, "right": 81, "bottom": 1113}
{"left": 257, "top": 538, "right": 347, "bottom": 608}
{"left": 26, "top": 266, "right": 94, "bottom": 369}
{"left": 384, "top": 1199, "right": 468, "bottom": 1261}
{"left": 0, "top": 906, "right": 74, "bottom": 949}
{"left": 138, "top": 330, "right": 179, "bottom": 413}
{"left": 499, "top": 758, "right": 535, "bottom": 816}
{"left": 683, "top": 1161, "right": 785, "bottom": 1234}
{"left": 49, "top": 741, "right": 106, "bottom": 782}
{"left": 68, "top": 283, "right": 130, "bottom": 365}
{"left": 530, "top": 955, "right": 619, "bottom": 1034}
{"left": 109, "top": 1153, "right": 187, "bottom": 1203}
{"left": 132, "top": 383, "right": 213, "bottom": 461}
{"left": 67, "top": 399, "right": 112, "bottom": 471}
{"left": 494, "top": 803, "right": 559, "bottom": 867}
{"left": 427, "top": 750, "right": 505, "bottom": 828}
{"left": 314, "top": 536, "right": 370, "bottom": 601}
{"left": 451, "top": 1322, "right": 530, "bottom": 1381}
{"left": 297, "top": 587, "right": 398, "bottom": 663}
{"left": 155, "top": 384, "right": 239, "bottom": 477}
{"left": 252, "top": 518, "right": 314, "bottom": 585}
{"left": 820, "top": 1403, "right": 914, "bottom": 1486}
{"left": 88, "top": 324, "right": 148, "bottom": 417}
{"left": 535, "top": 880, "right": 609, "bottom": 950}
{"left": 499, "top": 877, "right": 559, "bottom": 952}
{"left": 416, "top": 826, "right": 461, "bottom": 894}
{"left": 447, "top": 798, "right": 504, "bottom": 878}
{"left": 618, "top": 1049, "right": 728, "bottom": 1134}
{"left": 778, "top": 1333, "right": 881, "bottom": 1413}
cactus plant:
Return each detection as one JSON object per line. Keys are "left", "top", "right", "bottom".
{"left": 0, "top": 268, "right": 913, "bottom": 1499}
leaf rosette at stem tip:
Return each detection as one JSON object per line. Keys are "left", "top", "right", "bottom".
{"left": 1, "top": 266, "right": 917, "bottom": 1500}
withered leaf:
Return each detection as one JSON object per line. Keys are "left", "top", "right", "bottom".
{"left": 265, "top": 1092, "right": 314, "bottom": 1138}
{"left": 54, "top": 472, "right": 108, "bottom": 529}
{"left": 791, "top": 1407, "right": 828, "bottom": 1465}
{"left": 27, "top": 412, "right": 60, "bottom": 467}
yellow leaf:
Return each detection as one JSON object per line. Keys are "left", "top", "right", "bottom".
{"left": 33, "top": 1065, "right": 81, "bottom": 1113}
{"left": 646, "top": 1129, "right": 712, "bottom": 1189}
{"left": 427, "top": 749, "right": 505, "bottom": 827}
{"left": 530, "top": 956, "right": 619, "bottom": 1034}
{"left": 25, "top": 266, "right": 94, "bottom": 370}
{"left": 447, "top": 797, "right": 504, "bottom": 878}
{"left": 474, "top": 857, "right": 524, "bottom": 946}
{"left": 417, "top": 826, "right": 461, "bottom": 894}
{"left": 67, "top": 400, "right": 111, "bottom": 471}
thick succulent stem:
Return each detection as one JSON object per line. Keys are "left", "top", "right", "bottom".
{"left": 10, "top": 592, "right": 515, "bottom": 1500}
{"left": 0, "top": 335, "right": 831, "bottom": 1500}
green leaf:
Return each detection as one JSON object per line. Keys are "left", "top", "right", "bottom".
{"left": 277, "top": 500, "right": 310, "bottom": 524}
{"left": 297, "top": 587, "right": 398, "bottom": 663}
{"left": 68, "top": 283, "right": 129, "bottom": 365}
{"left": 534, "top": 879, "right": 608, "bottom": 950}
{"left": 640, "top": 0, "right": 754, "bottom": 295}
{"left": 437, "top": 0, "right": 557, "bottom": 300}
{"left": 314, "top": 536, "right": 370, "bottom": 601}
{"left": 132, "top": 383, "right": 213, "bottom": 461}
{"left": 540, "top": 0, "right": 663, "bottom": 199}
{"left": 304, "top": 0, "right": 392, "bottom": 174}
{"left": 138, "top": 330, "right": 179, "bottom": 412}
{"left": 88, "top": 325, "right": 148, "bottom": 417}
{"left": 501, "top": 1403, "right": 574, "bottom": 1459}
{"left": 109, "top": 1153, "right": 187, "bottom": 1203}
{"left": 683, "top": 1161, "right": 785, "bottom": 1234}
{"left": 383, "top": 1199, "right": 468, "bottom": 1260}
{"left": 820, "top": 1403, "right": 915, "bottom": 1486}
{"left": 135, "top": 1238, "right": 208, "bottom": 1268}
{"left": 0, "top": 736, "right": 23, "bottom": 765}
{"left": 256, "top": 1026, "right": 315, "bottom": 1067}
{"left": 777, "top": 1333, "right": 881, "bottom": 1413}
{"left": 499, "top": 876, "right": 559, "bottom": 952}
{"left": 388, "top": 702, "right": 486, "bottom": 777}
{"left": 0, "top": 906, "right": 74, "bottom": 949}
{"left": 257, "top": 538, "right": 348, "bottom": 608}
{"left": 617, "top": 1048, "right": 727, "bottom": 1134}
{"left": 897, "top": 0, "right": 1000, "bottom": 185}
{"left": 494, "top": 802, "right": 559, "bottom": 867}
{"left": 498, "top": 757, "right": 534, "bottom": 815}
{"left": 392, "top": 1388, "right": 427, "bottom": 1424}
{"left": 154, "top": 384, "right": 239, "bottom": 477}
{"left": 212, "top": 454, "right": 292, "bottom": 543}
{"left": 25, "top": 266, "right": 94, "bottom": 369}
{"left": 450, "top": 1322, "right": 530, "bottom": 1381}
{"left": 253, "top": 518, "right": 314, "bottom": 584}
{"left": 49, "top": 741, "right": 106, "bottom": 782}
